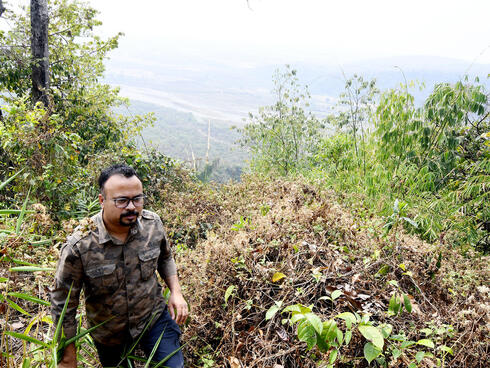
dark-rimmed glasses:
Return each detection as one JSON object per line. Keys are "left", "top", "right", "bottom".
{"left": 110, "top": 195, "right": 146, "bottom": 208}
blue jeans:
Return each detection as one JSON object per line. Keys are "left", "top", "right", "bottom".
{"left": 94, "top": 309, "right": 184, "bottom": 368}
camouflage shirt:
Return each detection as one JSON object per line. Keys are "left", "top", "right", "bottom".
{"left": 51, "top": 210, "right": 177, "bottom": 345}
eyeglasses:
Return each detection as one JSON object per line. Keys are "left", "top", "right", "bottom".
{"left": 110, "top": 195, "right": 146, "bottom": 208}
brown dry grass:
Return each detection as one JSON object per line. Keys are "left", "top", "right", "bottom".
{"left": 160, "top": 175, "right": 489, "bottom": 368}
{"left": 0, "top": 175, "right": 488, "bottom": 367}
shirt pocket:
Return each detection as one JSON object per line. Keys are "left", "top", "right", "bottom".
{"left": 86, "top": 263, "right": 118, "bottom": 291}
{"left": 138, "top": 247, "right": 160, "bottom": 280}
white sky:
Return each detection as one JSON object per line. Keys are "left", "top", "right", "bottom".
{"left": 4, "top": 0, "right": 490, "bottom": 64}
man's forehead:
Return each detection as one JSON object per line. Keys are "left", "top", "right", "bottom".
{"left": 104, "top": 174, "right": 143, "bottom": 192}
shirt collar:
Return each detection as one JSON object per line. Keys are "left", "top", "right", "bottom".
{"left": 94, "top": 210, "right": 142, "bottom": 244}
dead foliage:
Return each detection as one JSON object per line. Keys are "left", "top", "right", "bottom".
{"left": 163, "top": 175, "right": 489, "bottom": 367}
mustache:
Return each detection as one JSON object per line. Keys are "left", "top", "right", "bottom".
{"left": 121, "top": 211, "right": 139, "bottom": 218}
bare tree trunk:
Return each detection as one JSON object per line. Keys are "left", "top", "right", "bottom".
{"left": 30, "top": 0, "right": 50, "bottom": 107}
{"left": 0, "top": 0, "right": 6, "bottom": 18}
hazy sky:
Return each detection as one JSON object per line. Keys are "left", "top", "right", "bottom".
{"left": 4, "top": 0, "right": 490, "bottom": 65}
{"left": 94, "top": 0, "right": 489, "bottom": 64}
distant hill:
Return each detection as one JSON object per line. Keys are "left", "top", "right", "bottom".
{"left": 106, "top": 55, "right": 489, "bottom": 125}
{"left": 106, "top": 54, "right": 488, "bottom": 181}
{"left": 115, "top": 100, "right": 247, "bottom": 182}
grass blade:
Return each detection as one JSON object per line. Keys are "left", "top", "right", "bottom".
{"left": 64, "top": 317, "right": 114, "bottom": 346}
{"left": 5, "top": 331, "right": 49, "bottom": 348}
{"left": 7, "top": 292, "right": 51, "bottom": 306}
{"left": 54, "top": 284, "right": 73, "bottom": 344}
{"left": 0, "top": 168, "right": 25, "bottom": 191}
{"left": 10, "top": 266, "right": 55, "bottom": 272}
{"left": 153, "top": 339, "right": 190, "bottom": 368}
{"left": 144, "top": 329, "right": 165, "bottom": 368}
{"left": 6, "top": 298, "right": 31, "bottom": 316}
{"left": 0, "top": 209, "right": 34, "bottom": 215}
{"left": 16, "top": 188, "right": 30, "bottom": 235}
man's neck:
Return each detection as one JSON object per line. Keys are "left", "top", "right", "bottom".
{"left": 102, "top": 214, "right": 130, "bottom": 242}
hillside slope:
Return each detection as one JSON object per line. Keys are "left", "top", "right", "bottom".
{"left": 0, "top": 176, "right": 488, "bottom": 367}
{"left": 160, "top": 175, "right": 489, "bottom": 367}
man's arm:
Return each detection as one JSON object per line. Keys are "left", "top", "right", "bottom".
{"left": 164, "top": 274, "right": 188, "bottom": 325}
{"left": 51, "top": 242, "right": 83, "bottom": 367}
{"left": 157, "top": 227, "right": 188, "bottom": 324}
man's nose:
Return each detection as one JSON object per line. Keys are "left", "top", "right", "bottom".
{"left": 126, "top": 200, "right": 136, "bottom": 210}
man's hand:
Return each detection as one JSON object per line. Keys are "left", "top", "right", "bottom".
{"left": 165, "top": 274, "right": 188, "bottom": 325}
{"left": 58, "top": 342, "right": 76, "bottom": 368}
{"left": 168, "top": 291, "right": 188, "bottom": 325}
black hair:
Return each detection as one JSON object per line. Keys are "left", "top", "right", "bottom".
{"left": 98, "top": 164, "right": 139, "bottom": 193}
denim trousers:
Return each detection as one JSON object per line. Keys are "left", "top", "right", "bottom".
{"left": 94, "top": 309, "right": 184, "bottom": 368}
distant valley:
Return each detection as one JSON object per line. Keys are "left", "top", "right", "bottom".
{"left": 106, "top": 53, "right": 489, "bottom": 181}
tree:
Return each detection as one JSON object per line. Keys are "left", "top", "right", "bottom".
{"left": 30, "top": 0, "right": 50, "bottom": 107}
{"left": 238, "top": 66, "right": 324, "bottom": 175}
{"left": 0, "top": 0, "right": 154, "bottom": 215}
{"left": 332, "top": 74, "right": 378, "bottom": 173}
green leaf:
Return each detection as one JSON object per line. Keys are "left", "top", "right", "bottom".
{"left": 305, "top": 312, "right": 323, "bottom": 335}
{"left": 344, "top": 330, "right": 352, "bottom": 345}
{"left": 358, "top": 325, "right": 384, "bottom": 349}
{"left": 336, "top": 312, "right": 356, "bottom": 329}
{"left": 331, "top": 290, "right": 342, "bottom": 300}
{"left": 290, "top": 313, "right": 305, "bottom": 324}
{"left": 224, "top": 285, "right": 236, "bottom": 305}
{"left": 323, "top": 320, "right": 338, "bottom": 342}
{"left": 336, "top": 328, "right": 343, "bottom": 345}
{"left": 283, "top": 304, "right": 301, "bottom": 313}
{"left": 380, "top": 324, "right": 393, "bottom": 338}
{"left": 420, "top": 328, "right": 433, "bottom": 336}
{"left": 7, "top": 292, "right": 50, "bottom": 306}
{"left": 375, "top": 264, "right": 390, "bottom": 277}
{"left": 329, "top": 349, "right": 338, "bottom": 364}
{"left": 363, "top": 342, "right": 381, "bottom": 364}
{"left": 265, "top": 304, "right": 280, "bottom": 321}
{"left": 388, "top": 293, "right": 399, "bottom": 315}
{"left": 415, "top": 350, "right": 425, "bottom": 363}
{"left": 403, "top": 294, "right": 412, "bottom": 313}
{"left": 297, "top": 320, "right": 317, "bottom": 350}
{"left": 392, "top": 348, "right": 401, "bottom": 360}
{"left": 21, "top": 357, "right": 31, "bottom": 368}
{"left": 417, "top": 339, "right": 435, "bottom": 348}
{"left": 439, "top": 345, "right": 453, "bottom": 355}
{"left": 0, "top": 209, "right": 34, "bottom": 215}
{"left": 401, "top": 340, "right": 416, "bottom": 349}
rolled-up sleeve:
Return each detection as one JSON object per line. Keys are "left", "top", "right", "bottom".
{"left": 51, "top": 243, "right": 83, "bottom": 340}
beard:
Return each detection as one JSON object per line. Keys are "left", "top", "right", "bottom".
{"left": 119, "top": 210, "right": 139, "bottom": 226}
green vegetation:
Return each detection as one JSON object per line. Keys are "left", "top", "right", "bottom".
{"left": 241, "top": 71, "right": 489, "bottom": 250}
{"left": 237, "top": 66, "right": 324, "bottom": 175}
{"left": 119, "top": 100, "right": 245, "bottom": 182}
{"left": 0, "top": 0, "right": 488, "bottom": 367}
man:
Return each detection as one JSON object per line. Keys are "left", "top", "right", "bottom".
{"left": 51, "top": 164, "right": 188, "bottom": 368}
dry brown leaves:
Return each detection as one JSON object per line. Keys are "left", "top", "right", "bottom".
{"left": 163, "top": 175, "right": 489, "bottom": 368}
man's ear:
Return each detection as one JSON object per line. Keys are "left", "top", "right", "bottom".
{"left": 98, "top": 193, "right": 104, "bottom": 208}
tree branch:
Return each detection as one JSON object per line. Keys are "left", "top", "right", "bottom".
{"left": 0, "top": 0, "right": 6, "bottom": 18}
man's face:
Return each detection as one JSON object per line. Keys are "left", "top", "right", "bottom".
{"left": 99, "top": 174, "right": 144, "bottom": 228}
